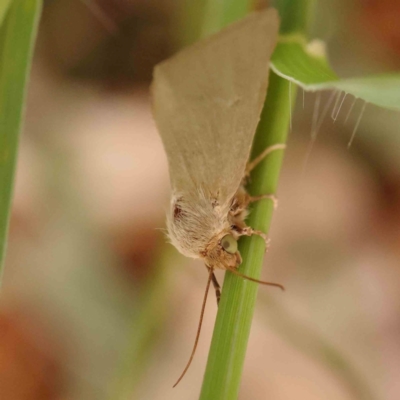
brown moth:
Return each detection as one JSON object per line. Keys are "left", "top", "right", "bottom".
{"left": 151, "top": 8, "right": 284, "bottom": 386}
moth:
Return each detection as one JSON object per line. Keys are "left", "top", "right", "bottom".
{"left": 152, "top": 8, "right": 284, "bottom": 386}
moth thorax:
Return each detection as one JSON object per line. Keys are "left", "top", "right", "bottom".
{"left": 167, "top": 194, "right": 229, "bottom": 259}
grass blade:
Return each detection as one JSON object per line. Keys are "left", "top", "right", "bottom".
{"left": 0, "top": 0, "right": 42, "bottom": 283}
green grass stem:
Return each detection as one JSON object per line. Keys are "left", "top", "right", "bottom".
{"left": 199, "top": 1, "right": 313, "bottom": 399}
{"left": 199, "top": 71, "right": 295, "bottom": 400}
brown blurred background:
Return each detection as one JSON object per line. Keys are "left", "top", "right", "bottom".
{"left": 1, "top": 0, "right": 400, "bottom": 399}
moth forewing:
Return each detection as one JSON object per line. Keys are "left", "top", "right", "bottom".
{"left": 152, "top": 9, "right": 279, "bottom": 204}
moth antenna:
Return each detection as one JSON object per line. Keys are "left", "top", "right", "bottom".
{"left": 211, "top": 272, "right": 221, "bottom": 305}
{"left": 173, "top": 267, "right": 213, "bottom": 388}
{"left": 206, "top": 265, "right": 221, "bottom": 305}
{"left": 227, "top": 268, "right": 284, "bottom": 291}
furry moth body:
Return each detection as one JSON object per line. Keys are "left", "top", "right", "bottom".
{"left": 152, "top": 9, "right": 283, "bottom": 386}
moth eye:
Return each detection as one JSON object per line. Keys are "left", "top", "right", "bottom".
{"left": 221, "top": 234, "right": 238, "bottom": 254}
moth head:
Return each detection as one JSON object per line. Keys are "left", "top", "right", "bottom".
{"left": 202, "top": 232, "right": 241, "bottom": 270}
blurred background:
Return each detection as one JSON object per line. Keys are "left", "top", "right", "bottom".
{"left": 1, "top": 0, "right": 400, "bottom": 399}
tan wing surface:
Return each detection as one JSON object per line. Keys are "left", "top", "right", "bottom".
{"left": 152, "top": 9, "right": 279, "bottom": 204}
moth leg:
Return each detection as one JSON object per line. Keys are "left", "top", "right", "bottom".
{"left": 239, "top": 227, "right": 271, "bottom": 250}
{"left": 230, "top": 190, "right": 278, "bottom": 221}
{"left": 245, "top": 144, "right": 286, "bottom": 177}
{"left": 206, "top": 265, "right": 221, "bottom": 305}
{"left": 230, "top": 187, "right": 249, "bottom": 217}
{"left": 248, "top": 194, "right": 278, "bottom": 209}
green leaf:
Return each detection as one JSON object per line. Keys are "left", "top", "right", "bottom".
{"left": 271, "top": 36, "right": 400, "bottom": 111}
{"left": 319, "top": 74, "right": 400, "bottom": 111}
{"left": 0, "top": 0, "right": 42, "bottom": 283}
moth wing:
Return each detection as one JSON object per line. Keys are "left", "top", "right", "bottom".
{"left": 152, "top": 9, "right": 279, "bottom": 204}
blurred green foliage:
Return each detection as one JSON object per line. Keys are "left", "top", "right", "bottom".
{"left": 0, "top": 0, "right": 41, "bottom": 283}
